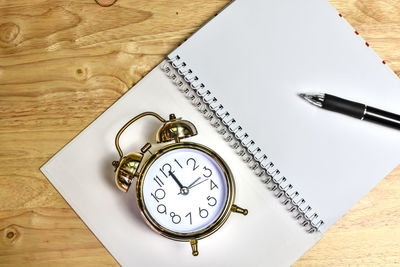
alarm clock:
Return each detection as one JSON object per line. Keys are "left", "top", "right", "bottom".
{"left": 112, "top": 112, "right": 247, "bottom": 256}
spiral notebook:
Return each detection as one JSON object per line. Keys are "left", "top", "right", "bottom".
{"left": 41, "top": 0, "right": 400, "bottom": 266}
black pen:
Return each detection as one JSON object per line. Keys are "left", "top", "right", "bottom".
{"left": 299, "top": 93, "right": 400, "bottom": 130}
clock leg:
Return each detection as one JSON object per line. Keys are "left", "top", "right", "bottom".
{"left": 231, "top": 204, "right": 248, "bottom": 215}
{"left": 190, "top": 239, "right": 199, "bottom": 256}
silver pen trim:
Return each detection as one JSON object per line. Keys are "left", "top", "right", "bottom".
{"left": 360, "top": 105, "right": 367, "bottom": 120}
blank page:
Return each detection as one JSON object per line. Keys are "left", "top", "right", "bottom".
{"left": 168, "top": 0, "right": 400, "bottom": 232}
{"left": 41, "top": 66, "right": 322, "bottom": 267}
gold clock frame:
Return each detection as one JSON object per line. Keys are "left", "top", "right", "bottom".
{"left": 112, "top": 112, "right": 247, "bottom": 256}
{"left": 137, "top": 142, "right": 235, "bottom": 243}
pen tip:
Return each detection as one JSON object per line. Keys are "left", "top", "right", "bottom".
{"left": 298, "top": 93, "right": 306, "bottom": 98}
{"left": 298, "top": 92, "right": 324, "bottom": 107}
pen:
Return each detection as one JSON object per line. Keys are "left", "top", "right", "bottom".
{"left": 299, "top": 93, "right": 400, "bottom": 130}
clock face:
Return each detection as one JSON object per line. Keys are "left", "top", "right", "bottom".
{"left": 141, "top": 147, "right": 230, "bottom": 235}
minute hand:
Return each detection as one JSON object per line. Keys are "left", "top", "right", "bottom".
{"left": 188, "top": 178, "right": 208, "bottom": 189}
{"left": 187, "top": 177, "right": 201, "bottom": 189}
{"left": 177, "top": 177, "right": 202, "bottom": 195}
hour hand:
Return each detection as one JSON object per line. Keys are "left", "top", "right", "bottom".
{"left": 170, "top": 171, "right": 188, "bottom": 195}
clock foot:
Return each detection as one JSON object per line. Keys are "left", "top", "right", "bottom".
{"left": 231, "top": 204, "right": 248, "bottom": 215}
{"left": 190, "top": 239, "right": 199, "bottom": 256}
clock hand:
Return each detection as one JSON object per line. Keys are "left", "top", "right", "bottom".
{"left": 188, "top": 178, "right": 208, "bottom": 190}
{"left": 178, "top": 177, "right": 201, "bottom": 195}
{"left": 169, "top": 171, "right": 184, "bottom": 188}
{"left": 169, "top": 171, "right": 189, "bottom": 195}
{"left": 187, "top": 177, "right": 201, "bottom": 189}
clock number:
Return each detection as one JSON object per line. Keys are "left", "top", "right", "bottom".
{"left": 151, "top": 188, "right": 165, "bottom": 203}
{"left": 157, "top": 204, "right": 167, "bottom": 214}
{"left": 186, "top": 158, "right": 199, "bottom": 171}
{"left": 210, "top": 179, "right": 219, "bottom": 190}
{"left": 160, "top": 163, "right": 174, "bottom": 178}
{"left": 203, "top": 166, "right": 212, "bottom": 178}
{"left": 170, "top": 212, "right": 181, "bottom": 224}
{"left": 199, "top": 207, "right": 209, "bottom": 218}
{"left": 207, "top": 196, "right": 217, "bottom": 207}
{"left": 153, "top": 175, "right": 164, "bottom": 187}
{"left": 185, "top": 212, "right": 192, "bottom": 225}
{"left": 174, "top": 159, "right": 183, "bottom": 169}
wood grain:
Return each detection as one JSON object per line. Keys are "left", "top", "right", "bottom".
{"left": 0, "top": 0, "right": 399, "bottom": 266}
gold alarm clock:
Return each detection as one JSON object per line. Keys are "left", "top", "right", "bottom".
{"left": 112, "top": 112, "right": 247, "bottom": 256}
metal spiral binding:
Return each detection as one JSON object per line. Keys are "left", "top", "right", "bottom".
{"left": 161, "top": 56, "right": 324, "bottom": 233}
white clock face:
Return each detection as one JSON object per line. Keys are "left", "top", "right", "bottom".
{"left": 142, "top": 147, "right": 228, "bottom": 234}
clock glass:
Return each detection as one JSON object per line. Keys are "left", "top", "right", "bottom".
{"left": 141, "top": 147, "right": 229, "bottom": 234}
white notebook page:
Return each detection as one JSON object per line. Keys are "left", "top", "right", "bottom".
{"left": 41, "top": 65, "right": 322, "bottom": 267}
{"left": 168, "top": 0, "right": 400, "bottom": 232}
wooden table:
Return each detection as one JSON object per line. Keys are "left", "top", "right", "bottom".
{"left": 1, "top": 0, "right": 399, "bottom": 265}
